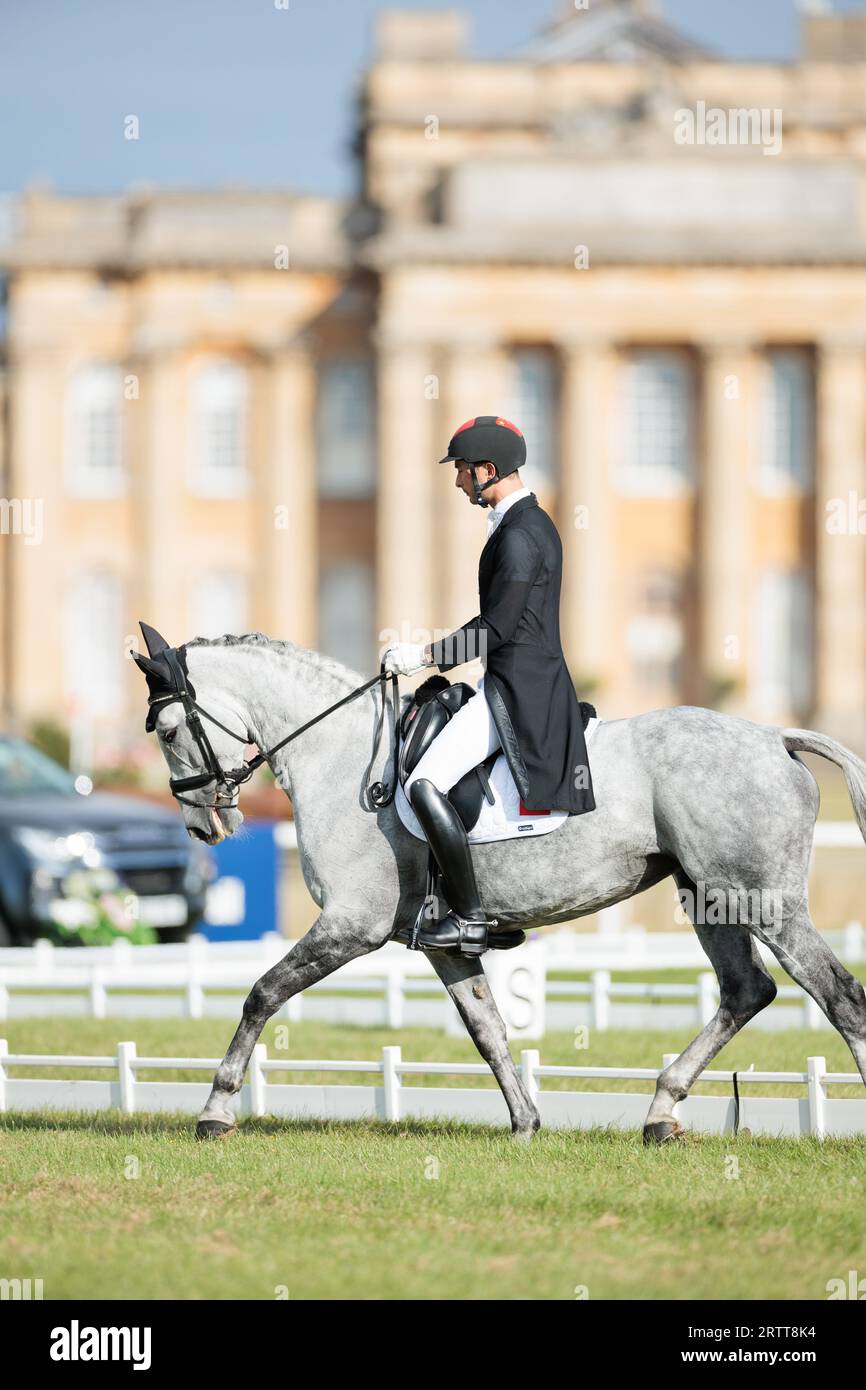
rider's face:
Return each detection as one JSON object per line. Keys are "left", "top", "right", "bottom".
{"left": 454, "top": 458, "right": 494, "bottom": 500}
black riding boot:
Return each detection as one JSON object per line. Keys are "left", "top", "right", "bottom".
{"left": 408, "top": 778, "right": 497, "bottom": 955}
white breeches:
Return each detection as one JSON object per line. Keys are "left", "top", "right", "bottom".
{"left": 403, "top": 676, "right": 503, "bottom": 796}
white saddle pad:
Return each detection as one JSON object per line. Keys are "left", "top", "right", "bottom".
{"left": 395, "top": 717, "right": 600, "bottom": 845}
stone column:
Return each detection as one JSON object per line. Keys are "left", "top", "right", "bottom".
{"left": 814, "top": 337, "right": 866, "bottom": 747}
{"left": 135, "top": 349, "right": 187, "bottom": 634}
{"left": 558, "top": 336, "right": 618, "bottom": 700}
{"left": 697, "top": 340, "right": 757, "bottom": 713}
{"left": 265, "top": 340, "right": 317, "bottom": 648}
{"left": 374, "top": 331, "right": 438, "bottom": 654}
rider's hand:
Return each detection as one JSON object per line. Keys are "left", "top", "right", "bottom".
{"left": 383, "top": 642, "right": 432, "bottom": 677}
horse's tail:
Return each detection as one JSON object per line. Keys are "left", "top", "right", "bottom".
{"left": 782, "top": 728, "right": 866, "bottom": 846}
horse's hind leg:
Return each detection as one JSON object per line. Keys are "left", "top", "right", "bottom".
{"left": 753, "top": 905, "right": 866, "bottom": 1084}
{"left": 643, "top": 879, "right": 778, "bottom": 1144}
{"left": 196, "top": 912, "right": 389, "bottom": 1138}
{"left": 428, "top": 951, "right": 541, "bottom": 1141}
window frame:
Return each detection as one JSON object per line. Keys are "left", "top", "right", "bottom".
{"left": 755, "top": 347, "right": 815, "bottom": 497}
{"left": 616, "top": 348, "right": 696, "bottom": 498}
{"left": 65, "top": 362, "right": 126, "bottom": 499}
{"left": 187, "top": 357, "right": 250, "bottom": 499}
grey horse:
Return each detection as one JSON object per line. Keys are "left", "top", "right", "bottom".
{"left": 134, "top": 628, "right": 866, "bottom": 1144}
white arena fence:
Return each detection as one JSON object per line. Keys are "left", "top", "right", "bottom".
{"left": 1, "top": 926, "right": 865, "bottom": 1036}
{"left": 0, "top": 1039, "right": 863, "bottom": 1139}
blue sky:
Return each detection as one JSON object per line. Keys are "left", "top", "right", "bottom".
{"left": 2, "top": 0, "right": 864, "bottom": 197}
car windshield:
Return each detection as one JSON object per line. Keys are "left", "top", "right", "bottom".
{"left": 0, "top": 739, "right": 78, "bottom": 796}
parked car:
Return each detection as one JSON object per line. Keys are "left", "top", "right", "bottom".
{"left": 0, "top": 735, "right": 214, "bottom": 946}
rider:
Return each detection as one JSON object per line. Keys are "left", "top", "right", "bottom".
{"left": 383, "top": 415, "right": 596, "bottom": 956}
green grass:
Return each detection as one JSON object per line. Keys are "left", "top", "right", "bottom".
{"left": 2, "top": 1018, "right": 866, "bottom": 1299}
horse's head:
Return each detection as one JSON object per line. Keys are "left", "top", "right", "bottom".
{"left": 133, "top": 620, "right": 247, "bottom": 845}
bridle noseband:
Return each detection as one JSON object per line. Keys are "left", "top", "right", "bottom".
{"left": 148, "top": 646, "right": 400, "bottom": 812}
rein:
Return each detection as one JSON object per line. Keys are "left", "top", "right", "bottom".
{"left": 148, "top": 648, "right": 400, "bottom": 812}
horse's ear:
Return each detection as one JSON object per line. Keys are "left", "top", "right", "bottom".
{"left": 139, "top": 621, "right": 171, "bottom": 659}
{"left": 132, "top": 649, "right": 160, "bottom": 676}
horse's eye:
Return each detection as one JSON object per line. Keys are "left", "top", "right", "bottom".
{"left": 163, "top": 728, "right": 177, "bottom": 745}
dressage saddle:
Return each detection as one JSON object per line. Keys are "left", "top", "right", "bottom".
{"left": 398, "top": 674, "right": 596, "bottom": 832}
{"left": 394, "top": 676, "right": 596, "bottom": 953}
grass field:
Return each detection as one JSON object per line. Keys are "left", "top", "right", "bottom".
{"left": 2, "top": 1017, "right": 866, "bottom": 1300}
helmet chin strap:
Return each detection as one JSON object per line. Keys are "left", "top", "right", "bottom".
{"left": 471, "top": 466, "right": 499, "bottom": 508}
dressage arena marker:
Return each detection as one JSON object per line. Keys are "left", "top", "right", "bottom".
{"left": 1, "top": 1040, "right": 865, "bottom": 1138}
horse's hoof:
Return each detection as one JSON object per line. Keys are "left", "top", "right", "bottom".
{"left": 642, "top": 1119, "right": 685, "bottom": 1146}
{"left": 195, "top": 1119, "right": 237, "bottom": 1141}
{"left": 511, "top": 1127, "right": 536, "bottom": 1145}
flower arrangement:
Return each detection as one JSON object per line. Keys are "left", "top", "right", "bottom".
{"left": 48, "top": 868, "right": 158, "bottom": 946}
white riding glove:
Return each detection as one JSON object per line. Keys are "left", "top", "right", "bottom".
{"left": 383, "top": 642, "right": 432, "bottom": 677}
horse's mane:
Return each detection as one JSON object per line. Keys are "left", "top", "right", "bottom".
{"left": 185, "top": 633, "right": 414, "bottom": 727}
{"left": 185, "top": 632, "right": 367, "bottom": 692}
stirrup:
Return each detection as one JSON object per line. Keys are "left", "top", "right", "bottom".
{"left": 417, "top": 911, "right": 497, "bottom": 957}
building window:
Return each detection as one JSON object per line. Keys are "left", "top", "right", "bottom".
{"left": 188, "top": 359, "right": 248, "bottom": 497}
{"left": 505, "top": 348, "right": 558, "bottom": 491}
{"left": 752, "top": 568, "right": 813, "bottom": 716}
{"left": 618, "top": 351, "right": 695, "bottom": 495}
{"left": 626, "top": 614, "right": 683, "bottom": 692}
{"left": 64, "top": 572, "right": 123, "bottom": 716}
{"left": 318, "top": 558, "right": 375, "bottom": 676}
{"left": 627, "top": 567, "right": 684, "bottom": 694}
{"left": 66, "top": 363, "right": 124, "bottom": 496}
{"left": 758, "top": 349, "right": 814, "bottom": 493}
{"left": 316, "top": 358, "right": 376, "bottom": 498}
{"left": 188, "top": 571, "right": 248, "bottom": 640}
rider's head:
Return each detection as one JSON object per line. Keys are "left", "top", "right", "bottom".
{"left": 438, "top": 416, "right": 527, "bottom": 509}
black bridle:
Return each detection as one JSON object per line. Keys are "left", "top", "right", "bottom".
{"left": 148, "top": 647, "right": 400, "bottom": 811}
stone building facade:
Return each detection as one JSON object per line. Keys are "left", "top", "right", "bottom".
{"left": 2, "top": 0, "right": 866, "bottom": 766}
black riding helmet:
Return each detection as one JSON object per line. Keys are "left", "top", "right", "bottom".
{"left": 438, "top": 415, "right": 526, "bottom": 507}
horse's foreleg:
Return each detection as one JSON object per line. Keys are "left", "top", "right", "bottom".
{"left": 643, "top": 911, "right": 778, "bottom": 1145}
{"left": 428, "top": 951, "right": 541, "bottom": 1142}
{"left": 196, "top": 913, "right": 387, "bottom": 1138}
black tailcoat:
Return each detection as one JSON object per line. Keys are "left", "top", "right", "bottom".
{"left": 429, "top": 493, "right": 596, "bottom": 815}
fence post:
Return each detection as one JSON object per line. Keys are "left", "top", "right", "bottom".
{"left": 285, "top": 993, "right": 304, "bottom": 1023}
{"left": 112, "top": 937, "right": 133, "bottom": 971}
{"left": 90, "top": 970, "right": 107, "bottom": 1020}
{"left": 250, "top": 1043, "right": 267, "bottom": 1118}
{"left": 34, "top": 938, "right": 54, "bottom": 973}
{"left": 386, "top": 966, "right": 404, "bottom": 1030}
{"left": 698, "top": 973, "right": 716, "bottom": 1027}
{"left": 0, "top": 1038, "right": 7, "bottom": 1112}
{"left": 117, "top": 1041, "right": 137, "bottom": 1115}
{"left": 807, "top": 1055, "right": 827, "bottom": 1140}
{"left": 186, "top": 976, "right": 204, "bottom": 1020}
{"left": 844, "top": 921, "right": 863, "bottom": 963}
{"left": 591, "top": 970, "right": 610, "bottom": 1032}
{"left": 521, "top": 1049, "right": 541, "bottom": 1105}
{"left": 804, "top": 994, "right": 823, "bottom": 1030}
{"left": 382, "top": 1045, "right": 401, "bottom": 1122}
